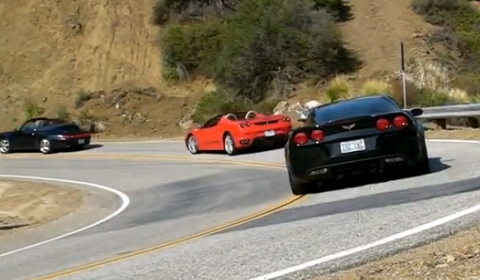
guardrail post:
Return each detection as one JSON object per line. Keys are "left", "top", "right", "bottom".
{"left": 434, "top": 119, "right": 447, "bottom": 129}
{"left": 468, "top": 117, "right": 479, "bottom": 128}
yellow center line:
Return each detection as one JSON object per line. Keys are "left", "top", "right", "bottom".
{"left": 11, "top": 153, "right": 301, "bottom": 280}
{"left": 6, "top": 153, "right": 286, "bottom": 168}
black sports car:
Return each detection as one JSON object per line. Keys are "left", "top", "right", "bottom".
{"left": 285, "top": 94, "right": 430, "bottom": 195}
{"left": 0, "top": 118, "right": 91, "bottom": 154}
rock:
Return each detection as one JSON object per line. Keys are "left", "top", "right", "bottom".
{"left": 89, "top": 121, "right": 106, "bottom": 133}
{"left": 287, "top": 102, "right": 303, "bottom": 112}
{"left": 178, "top": 116, "right": 193, "bottom": 130}
{"left": 304, "top": 100, "right": 322, "bottom": 109}
{"left": 412, "top": 32, "right": 424, "bottom": 38}
{"left": 273, "top": 101, "right": 289, "bottom": 115}
{"left": 445, "top": 254, "right": 456, "bottom": 263}
{"left": 297, "top": 100, "right": 322, "bottom": 121}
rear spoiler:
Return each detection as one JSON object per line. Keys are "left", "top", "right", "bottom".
{"left": 296, "top": 100, "right": 322, "bottom": 122}
{"left": 296, "top": 108, "right": 312, "bottom": 122}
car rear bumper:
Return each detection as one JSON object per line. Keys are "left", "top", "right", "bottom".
{"left": 53, "top": 138, "right": 90, "bottom": 149}
{"left": 236, "top": 128, "right": 290, "bottom": 149}
{"left": 297, "top": 153, "right": 417, "bottom": 182}
{"left": 288, "top": 132, "right": 424, "bottom": 182}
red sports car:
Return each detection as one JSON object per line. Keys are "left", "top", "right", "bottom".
{"left": 185, "top": 111, "right": 293, "bottom": 155}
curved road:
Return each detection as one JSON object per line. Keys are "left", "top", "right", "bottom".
{"left": 1, "top": 139, "right": 480, "bottom": 280}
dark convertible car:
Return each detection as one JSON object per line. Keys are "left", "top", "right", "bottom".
{"left": 285, "top": 95, "right": 430, "bottom": 195}
{"left": 0, "top": 117, "right": 91, "bottom": 154}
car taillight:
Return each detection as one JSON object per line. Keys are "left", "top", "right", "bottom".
{"left": 282, "top": 117, "right": 290, "bottom": 122}
{"left": 310, "top": 130, "right": 324, "bottom": 141}
{"left": 293, "top": 132, "right": 308, "bottom": 145}
{"left": 59, "top": 133, "right": 90, "bottom": 140}
{"left": 239, "top": 122, "right": 251, "bottom": 128}
{"left": 376, "top": 118, "right": 390, "bottom": 131}
{"left": 393, "top": 115, "right": 408, "bottom": 128}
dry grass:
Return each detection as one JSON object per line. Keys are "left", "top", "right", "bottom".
{"left": 426, "top": 128, "right": 480, "bottom": 140}
{"left": 314, "top": 225, "right": 480, "bottom": 280}
{"left": 0, "top": 180, "right": 83, "bottom": 239}
{"left": 405, "top": 59, "right": 469, "bottom": 103}
{"left": 323, "top": 76, "right": 354, "bottom": 102}
{"left": 359, "top": 79, "right": 393, "bottom": 96}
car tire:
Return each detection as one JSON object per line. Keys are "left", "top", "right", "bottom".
{"left": 412, "top": 140, "right": 430, "bottom": 176}
{"left": 39, "top": 138, "right": 53, "bottom": 154}
{"left": 186, "top": 135, "right": 200, "bottom": 154}
{"left": 223, "top": 133, "right": 238, "bottom": 156}
{"left": 418, "top": 141, "right": 431, "bottom": 174}
{"left": 288, "top": 171, "right": 316, "bottom": 196}
{"left": 0, "top": 139, "right": 10, "bottom": 154}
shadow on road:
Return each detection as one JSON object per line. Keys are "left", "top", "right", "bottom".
{"left": 310, "top": 157, "right": 450, "bottom": 194}
{"left": 6, "top": 144, "right": 103, "bottom": 155}
{"left": 218, "top": 158, "right": 480, "bottom": 234}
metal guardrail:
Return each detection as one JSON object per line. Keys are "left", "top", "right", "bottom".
{"left": 296, "top": 104, "right": 480, "bottom": 121}
{"left": 417, "top": 104, "right": 480, "bottom": 119}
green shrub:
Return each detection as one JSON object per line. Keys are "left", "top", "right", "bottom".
{"left": 151, "top": 0, "right": 240, "bottom": 25}
{"left": 312, "top": 0, "right": 352, "bottom": 22}
{"left": 411, "top": 0, "right": 480, "bottom": 72}
{"left": 158, "top": 0, "right": 361, "bottom": 104}
{"left": 324, "top": 76, "right": 353, "bottom": 101}
{"left": 22, "top": 100, "right": 45, "bottom": 120}
{"left": 151, "top": 0, "right": 171, "bottom": 25}
{"left": 253, "top": 98, "right": 282, "bottom": 114}
{"left": 207, "top": 0, "right": 361, "bottom": 102}
{"left": 410, "top": 88, "right": 453, "bottom": 107}
{"left": 161, "top": 20, "right": 225, "bottom": 79}
{"left": 360, "top": 79, "right": 393, "bottom": 96}
{"left": 191, "top": 91, "right": 245, "bottom": 123}
{"left": 56, "top": 106, "right": 70, "bottom": 121}
{"left": 411, "top": 0, "right": 460, "bottom": 25}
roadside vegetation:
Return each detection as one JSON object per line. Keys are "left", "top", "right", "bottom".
{"left": 151, "top": 0, "right": 362, "bottom": 122}
{"left": 150, "top": 0, "right": 480, "bottom": 124}
{"left": 407, "top": 0, "right": 480, "bottom": 105}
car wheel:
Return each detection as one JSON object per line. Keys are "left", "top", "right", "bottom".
{"left": 223, "top": 133, "right": 238, "bottom": 156}
{"left": 0, "top": 139, "right": 10, "bottom": 154}
{"left": 412, "top": 140, "right": 430, "bottom": 176}
{"left": 288, "top": 171, "right": 316, "bottom": 196}
{"left": 186, "top": 135, "right": 200, "bottom": 154}
{"left": 39, "top": 138, "right": 53, "bottom": 154}
{"left": 418, "top": 141, "right": 431, "bottom": 174}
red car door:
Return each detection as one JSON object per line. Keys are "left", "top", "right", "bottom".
{"left": 196, "top": 115, "right": 223, "bottom": 150}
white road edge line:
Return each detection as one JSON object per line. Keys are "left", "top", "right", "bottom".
{"left": 248, "top": 138, "right": 480, "bottom": 280}
{"left": 0, "top": 175, "right": 130, "bottom": 258}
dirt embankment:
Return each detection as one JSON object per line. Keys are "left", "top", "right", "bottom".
{"left": 0, "top": 180, "right": 83, "bottom": 240}
{"left": 0, "top": 0, "right": 435, "bottom": 138}
{"left": 0, "top": 0, "right": 204, "bottom": 137}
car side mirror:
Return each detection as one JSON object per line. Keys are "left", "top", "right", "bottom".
{"left": 195, "top": 124, "right": 202, "bottom": 129}
{"left": 13, "top": 127, "right": 18, "bottom": 131}
{"left": 409, "top": 108, "right": 423, "bottom": 117}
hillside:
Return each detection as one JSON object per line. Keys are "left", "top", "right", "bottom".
{"left": 0, "top": 0, "right": 434, "bottom": 137}
{"left": 339, "top": 0, "right": 434, "bottom": 77}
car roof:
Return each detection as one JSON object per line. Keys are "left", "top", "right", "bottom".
{"left": 28, "top": 117, "right": 64, "bottom": 122}
{"left": 312, "top": 94, "right": 397, "bottom": 111}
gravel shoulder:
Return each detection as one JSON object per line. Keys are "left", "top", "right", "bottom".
{"left": 311, "top": 128, "right": 480, "bottom": 280}
{"left": 0, "top": 179, "right": 83, "bottom": 240}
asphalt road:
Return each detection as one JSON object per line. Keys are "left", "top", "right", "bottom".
{"left": 2, "top": 139, "right": 480, "bottom": 280}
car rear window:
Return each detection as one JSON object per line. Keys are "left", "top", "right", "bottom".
{"left": 312, "top": 97, "right": 400, "bottom": 124}
{"left": 50, "top": 124, "right": 83, "bottom": 133}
